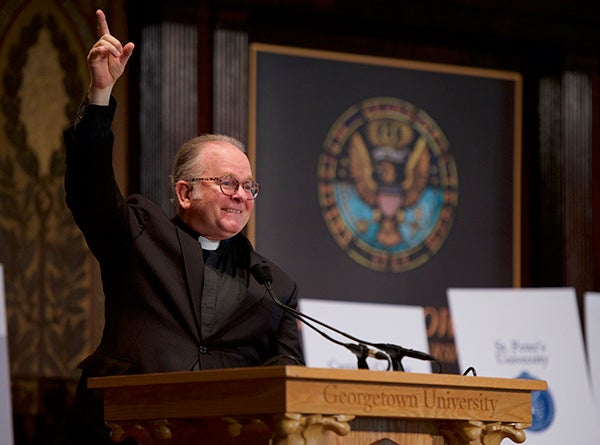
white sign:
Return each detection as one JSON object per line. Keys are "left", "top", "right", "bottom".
{"left": 585, "top": 292, "right": 600, "bottom": 406}
{"left": 299, "top": 299, "right": 431, "bottom": 373}
{"left": 0, "top": 265, "right": 14, "bottom": 445}
{"left": 448, "top": 287, "right": 599, "bottom": 444}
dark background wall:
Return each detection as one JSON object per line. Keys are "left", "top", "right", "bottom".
{"left": 126, "top": 0, "right": 600, "bottom": 295}
{"left": 0, "top": 1, "right": 598, "bottom": 443}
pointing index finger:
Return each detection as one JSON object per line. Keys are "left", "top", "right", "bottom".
{"left": 96, "top": 9, "right": 110, "bottom": 37}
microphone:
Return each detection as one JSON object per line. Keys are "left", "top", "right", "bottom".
{"left": 372, "top": 343, "right": 443, "bottom": 372}
{"left": 250, "top": 263, "right": 441, "bottom": 372}
{"left": 250, "top": 263, "right": 273, "bottom": 286}
{"left": 250, "top": 263, "right": 390, "bottom": 370}
{"left": 345, "top": 343, "right": 389, "bottom": 361}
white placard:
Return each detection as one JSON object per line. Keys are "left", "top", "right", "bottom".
{"left": 585, "top": 292, "right": 600, "bottom": 405}
{"left": 0, "top": 265, "right": 15, "bottom": 445}
{"left": 299, "top": 299, "right": 431, "bottom": 373}
{"left": 448, "top": 287, "right": 599, "bottom": 444}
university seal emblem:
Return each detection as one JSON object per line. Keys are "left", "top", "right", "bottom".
{"left": 517, "top": 371, "right": 554, "bottom": 432}
{"left": 317, "top": 97, "right": 458, "bottom": 272}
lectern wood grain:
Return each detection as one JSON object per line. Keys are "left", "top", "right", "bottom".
{"left": 89, "top": 366, "right": 546, "bottom": 445}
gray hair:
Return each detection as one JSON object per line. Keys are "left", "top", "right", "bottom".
{"left": 169, "top": 134, "right": 246, "bottom": 204}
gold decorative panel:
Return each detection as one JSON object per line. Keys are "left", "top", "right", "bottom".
{"left": 0, "top": 0, "right": 99, "bottom": 380}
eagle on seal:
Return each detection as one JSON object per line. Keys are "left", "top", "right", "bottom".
{"left": 348, "top": 128, "right": 431, "bottom": 246}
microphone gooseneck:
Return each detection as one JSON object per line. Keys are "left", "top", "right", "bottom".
{"left": 250, "top": 263, "right": 442, "bottom": 372}
{"left": 250, "top": 264, "right": 387, "bottom": 369}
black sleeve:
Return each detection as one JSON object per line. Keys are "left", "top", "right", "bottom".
{"left": 63, "top": 97, "right": 131, "bottom": 262}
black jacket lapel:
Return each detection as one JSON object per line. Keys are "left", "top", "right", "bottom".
{"left": 175, "top": 223, "right": 204, "bottom": 342}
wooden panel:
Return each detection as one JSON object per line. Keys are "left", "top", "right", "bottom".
{"left": 101, "top": 378, "right": 287, "bottom": 420}
{"left": 90, "top": 365, "right": 545, "bottom": 423}
{"left": 89, "top": 365, "right": 547, "bottom": 390}
{"left": 285, "top": 380, "right": 532, "bottom": 422}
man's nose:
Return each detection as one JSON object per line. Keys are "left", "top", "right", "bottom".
{"left": 232, "top": 186, "right": 253, "bottom": 201}
{"left": 230, "top": 188, "right": 247, "bottom": 202}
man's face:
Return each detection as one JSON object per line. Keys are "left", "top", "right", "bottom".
{"left": 178, "top": 142, "right": 255, "bottom": 240}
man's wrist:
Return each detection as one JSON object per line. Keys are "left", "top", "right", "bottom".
{"left": 87, "top": 87, "right": 112, "bottom": 106}
{"left": 73, "top": 95, "right": 116, "bottom": 133}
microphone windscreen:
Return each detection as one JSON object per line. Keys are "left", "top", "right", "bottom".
{"left": 250, "top": 263, "right": 272, "bottom": 284}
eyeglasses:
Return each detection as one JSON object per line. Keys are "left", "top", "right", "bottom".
{"left": 189, "top": 175, "right": 261, "bottom": 200}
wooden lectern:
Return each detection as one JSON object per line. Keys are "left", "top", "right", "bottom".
{"left": 89, "top": 365, "right": 546, "bottom": 445}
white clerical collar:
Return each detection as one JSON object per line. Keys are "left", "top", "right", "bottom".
{"left": 198, "top": 236, "right": 220, "bottom": 251}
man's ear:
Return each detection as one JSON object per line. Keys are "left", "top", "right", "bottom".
{"left": 175, "top": 181, "right": 193, "bottom": 209}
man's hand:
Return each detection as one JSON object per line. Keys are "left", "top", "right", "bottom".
{"left": 87, "top": 9, "right": 135, "bottom": 105}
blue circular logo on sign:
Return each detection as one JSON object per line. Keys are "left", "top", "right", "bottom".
{"left": 518, "top": 371, "right": 554, "bottom": 432}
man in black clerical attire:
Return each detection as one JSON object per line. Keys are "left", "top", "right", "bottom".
{"left": 58, "top": 9, "right": 304, "bottom": 444}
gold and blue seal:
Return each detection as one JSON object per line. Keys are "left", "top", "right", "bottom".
{"left": 317, "top": 97, "right": 458, "bottom": 272}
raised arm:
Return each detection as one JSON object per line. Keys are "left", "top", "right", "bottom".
{"left": 87, "top": 9, "right": 135, "bottom": 105}
{"left": 64, "top": 10, "right": 136, "bottom": 261}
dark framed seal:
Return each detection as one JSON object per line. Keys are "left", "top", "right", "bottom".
{"left": 317, "top": 97, "right": 458, "bottom": 272}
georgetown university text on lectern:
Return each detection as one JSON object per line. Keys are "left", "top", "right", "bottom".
{"left": 89, "top": 365, "right": 547, "bottom": 445}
